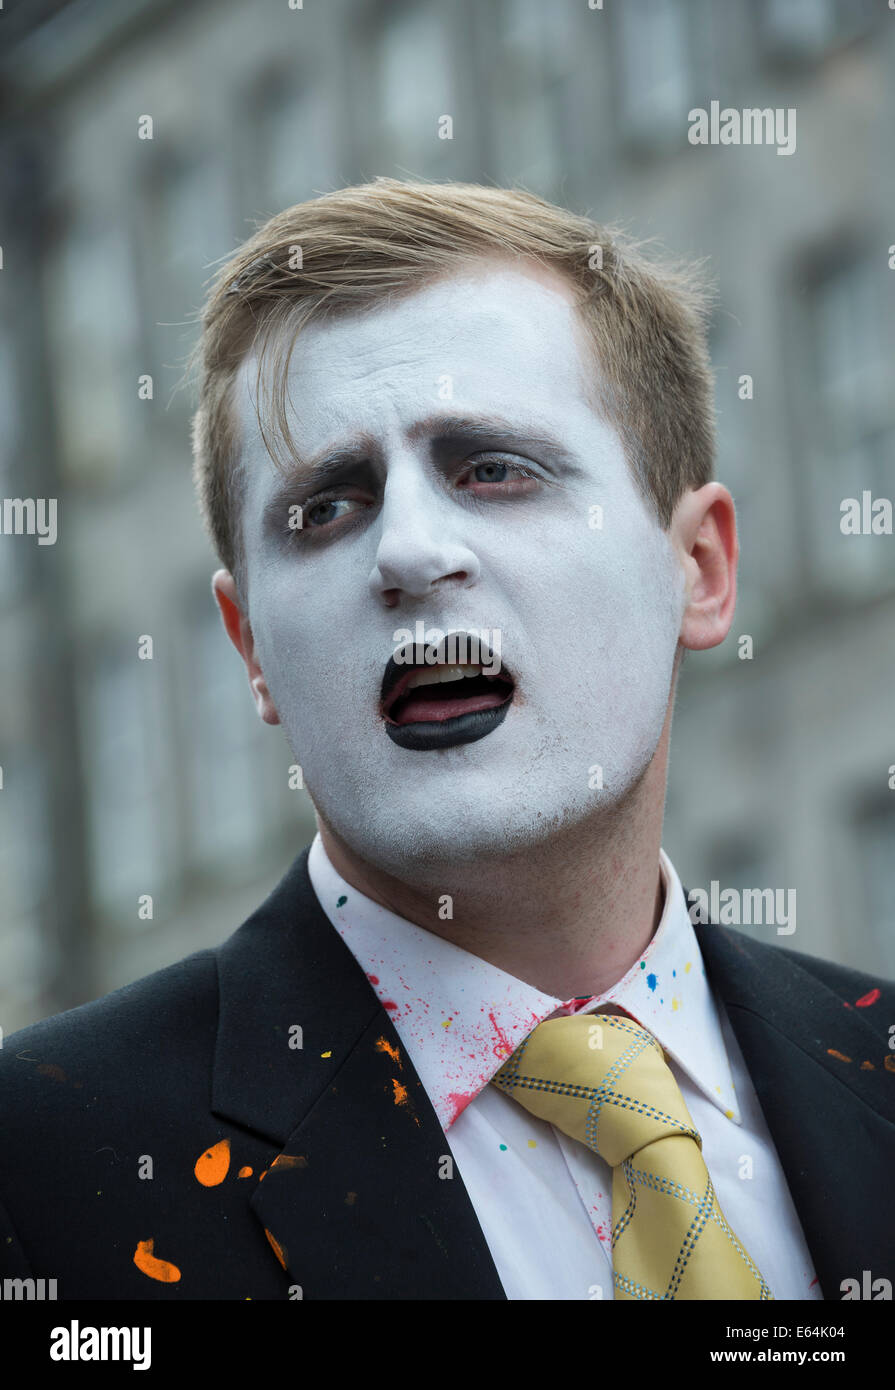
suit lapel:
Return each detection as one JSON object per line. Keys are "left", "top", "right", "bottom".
{"left": 211, "top": 847, "right": 506, "bottom": 1299}
{"left": 692, "top": 911, "right": 895, "bottom": 1300}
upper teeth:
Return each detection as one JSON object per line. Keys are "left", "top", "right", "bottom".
{"left": 405, "top": 664, "right": 484, "bottom": 690}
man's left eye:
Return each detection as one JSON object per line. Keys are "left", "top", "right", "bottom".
{"left": 458, "top": 457, "right": 537, "bottom": 488}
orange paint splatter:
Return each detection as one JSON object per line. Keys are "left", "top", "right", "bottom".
{"left": 827, "top": 1049, "right": 851, "bottom": 1063}
{"left": 264, "top": 1228, "right": 287, "bottom": 1270}
{"left": 238, "top": 1166, "right": 253, "bottom": 1178}
{"left": 269, "top": 1153, "right": 308, "bottom": 1173}
{"left": 391, "top": 1078, "right": 409, "bottom": 1106}
{"left": 375, "top": 1036, "right": 402, "bottom": 1066}
{"left": 133, "top": 1238, "right": 181, "bottom": 1283}
{"left": 884, "top": 1055, "right": 895, "bottom": 1073}
{"left": 860, "top": 1061, "right": 875, "bottom": 1070}
{"left": 194, "top": 1138, "right": 231, "bottom": 1186}
{"left": 855, "top": 988, "right": 881, "bottom": 1008}
{"left": 36, "top": 1063, "right": 66, "bottom": 1082}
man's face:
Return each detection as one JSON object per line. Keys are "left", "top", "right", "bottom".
{"left": 232, "top": 259, "right": 686, "bottom": 877}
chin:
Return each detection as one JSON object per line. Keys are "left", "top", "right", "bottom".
{"left": 314, "top": 774, "right": 638, "bottom": 885}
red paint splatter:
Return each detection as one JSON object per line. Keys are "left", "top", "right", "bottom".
{"left": 445, "top": 1091, "right": 474, "bottom": 1125}
{"left": 855, "top": 987, "right": 881, "bottom": 1008}
{"left": 809, "top": 1276, "right": 819, "bottom": 1288}
{"left": 488, "top": 1010, "right": 514, "bottom": 1061}
{"left": 382, "top": 1000, "right": 398, "bottom": 1011}
{"left": 367, "top": 974, "right": 379, "bottom": 985}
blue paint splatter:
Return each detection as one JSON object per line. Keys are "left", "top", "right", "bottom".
{"left": 336, "top": 895, "right": 347, "bottom": 907}
{"left": 647, "top": 973, "right": 658, "bottom": 992}
{"left": 672, "top": 969, "right": 676, "bottom": 978}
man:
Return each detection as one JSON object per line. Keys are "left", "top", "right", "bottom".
{"left": 1, "top": 179, "right": 892, "bottom": 1302}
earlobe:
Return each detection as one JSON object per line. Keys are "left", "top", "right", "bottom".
{"left": 211, "top": 568, "right": 281, "bottom": 726}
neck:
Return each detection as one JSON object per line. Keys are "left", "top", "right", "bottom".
{"left": 315, "top": 726, "right": 672, "bottom": 1000}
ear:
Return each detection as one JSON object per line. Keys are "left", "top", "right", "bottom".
{"left": 211, "top": 569, "right": 280, "bottom": 725}
{"left": 670, "top": 483, "right": 738, "bottom": 652}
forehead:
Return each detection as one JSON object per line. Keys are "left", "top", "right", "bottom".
{"left": 233, "top": 259, "right": 610, "bottom": 475}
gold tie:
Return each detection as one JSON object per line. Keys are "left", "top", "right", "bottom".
{"left": 492, "top": 1011, "right": 773, "bottom": 1301}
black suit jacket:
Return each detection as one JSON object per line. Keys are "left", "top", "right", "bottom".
{"left": 1, "top": 845, "right": 893, "bottom": 1300}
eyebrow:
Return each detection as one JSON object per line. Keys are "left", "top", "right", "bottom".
{"left": 260, "top": 412, "right": 580, "bottom": 531}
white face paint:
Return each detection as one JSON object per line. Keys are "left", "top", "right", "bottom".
{"left": 234, "top": 260, "right": 686, "bottom": 879}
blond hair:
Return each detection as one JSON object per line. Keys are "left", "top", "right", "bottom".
{"left": 187, "top": 176, "right": 716, "bottom": 597}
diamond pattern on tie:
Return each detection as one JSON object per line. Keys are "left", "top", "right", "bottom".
{"left": 492, "top": 1012, "right": 773, "bottom": 1301}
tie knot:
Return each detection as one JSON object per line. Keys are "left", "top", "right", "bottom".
{"left": 492, "top": 1012, "right": 700, "bottom": 1167}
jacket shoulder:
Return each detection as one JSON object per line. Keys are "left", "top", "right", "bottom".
{"left": 0, "top": 947, "right": 219, "bottom": 1116}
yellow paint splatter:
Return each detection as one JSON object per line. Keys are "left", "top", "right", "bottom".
{"left": 827, "top": 1049, "right": 851, "bottom": 1063}
{"left": 671, "top": 995, "right": 681, "bottom": 1012}
{"left": 441, "top": 1018, "right": 453, "bottom": 1030}
{"left": 133, "top": 1238, "right": 181, "bottom": 1283}
{"left": 527, "top": 1139, "right": 537, "bottom": 1148}
{"left": 320, "top": 1050, "right": 332, "bottom": 1058}
{"left": 238, "top": 1166, "right": 253, "bottom": 1178}
{"left": 684, "top": 962, "right": 692, "bottom": 974}
{"left": 724, "top": 1109, "right": 734, "bottom": 1119}
{"left": 264, "top": 1228, "right": 287, "bottom": 1270}
{"left": 194, "top": 1138, "right": 230, "bottom": 1187}
{"left": 376, "top": 1036, "right": 402, "bottom": 1066}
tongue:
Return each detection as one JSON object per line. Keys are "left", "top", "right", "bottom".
{"left": 393, "top": 688, "right": 508, "bottom": 725}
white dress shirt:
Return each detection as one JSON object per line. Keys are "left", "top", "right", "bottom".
{"left": 307, "top": 832, "right": 822, "bottom": 1301}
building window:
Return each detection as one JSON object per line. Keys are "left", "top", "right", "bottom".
{"left": 186, "top": 607, "right": 269, "bottom": 879}
{"left": 491, "top": 0, "right": 576, "bottom": 192}
{"left": 43, "top": 215, "right": 141, "bottom": 484}
{"left": 0, "top": 756, "right": 52, "bottom": 1011}
{"left": 256, "top": 77, "right": 340, "bottom": 213}
{"left": 761, "top": 0, "right": 876, "bottom": 63}
{"left": 854, "top": 796, "right": 895, "bottom": 978}
{"left": 79, "top": 645, "right": 175, "bottom": 920}
{"left": 373, "top": 1, "right": 455, "bottom": 173}
{"left": 802, "top": 254, "right": 894, "bottom": 596}
{"left": 613, "top": 0, "right": 691, "bottom": 153}
{"left": 140, "top": 151, "right": 234, "bottom": 420}
{"left": 0, "top": 328, "right": 28, "bottom": 603}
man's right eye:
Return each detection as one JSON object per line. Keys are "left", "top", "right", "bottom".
{"left": 302, "top": 496, "right": 368, "bottom": 530}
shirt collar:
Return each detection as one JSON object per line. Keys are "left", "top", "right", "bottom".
{"left": 307, "top": 832, "right": 741, "bottom": 1131}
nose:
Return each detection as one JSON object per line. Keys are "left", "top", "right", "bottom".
{"left": 368, "top": 460, "right": 481, "bottom": 605}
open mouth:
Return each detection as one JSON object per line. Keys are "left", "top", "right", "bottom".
{"left": 380, "top": 647, "right": 515, "bottom": 751}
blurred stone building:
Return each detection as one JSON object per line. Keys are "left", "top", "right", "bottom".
{"left": 0, "top": 0, "right": 892, "bottom": 1033}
